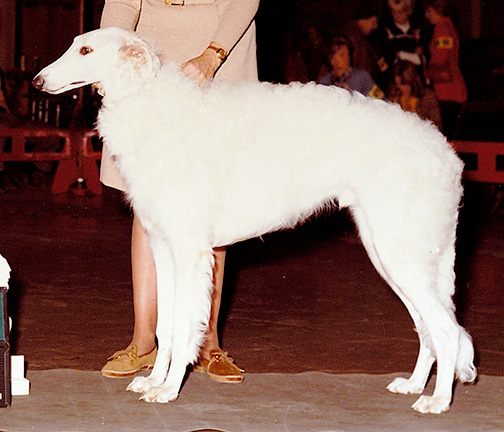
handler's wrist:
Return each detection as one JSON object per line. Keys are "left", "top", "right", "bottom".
{"left": 207, "top": 44, "right": 228, "bottom": 64}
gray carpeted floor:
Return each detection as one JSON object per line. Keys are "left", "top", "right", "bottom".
{"left": 1, "top": 370, "right": 503, "bottom": 432}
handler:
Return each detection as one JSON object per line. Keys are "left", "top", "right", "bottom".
{"left": 99, "top": 0, "right": 259, "bottom": 383}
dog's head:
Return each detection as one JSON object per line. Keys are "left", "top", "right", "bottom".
{"left": 32, "top": 27, "right": 162, "bottom": 95}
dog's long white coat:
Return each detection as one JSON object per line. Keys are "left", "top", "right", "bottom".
{"left": 34, "top": 28, "right": 476, "bottom": 413}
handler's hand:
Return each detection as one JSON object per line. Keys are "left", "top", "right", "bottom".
{"left": 181, "top": 46, "right": 223, "bottom": 86}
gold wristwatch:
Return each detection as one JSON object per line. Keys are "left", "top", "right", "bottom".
{"left": 208, "top": 45, "right": 228, "bottom": 63}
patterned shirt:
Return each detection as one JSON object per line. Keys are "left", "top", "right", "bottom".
{"left": 319, "top": 68, "right": 385, "bottom": 100}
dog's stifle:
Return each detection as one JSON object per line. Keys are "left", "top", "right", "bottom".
{"left": 33, "top": 28, "right": 476, "bottom": 413}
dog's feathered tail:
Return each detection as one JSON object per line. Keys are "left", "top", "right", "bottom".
{"left": 456, "top": 327, "right": 477, "bottom": 383}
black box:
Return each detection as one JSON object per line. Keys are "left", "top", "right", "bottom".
{"left": 0, "top": 287, "right": 10, "bottom": 407}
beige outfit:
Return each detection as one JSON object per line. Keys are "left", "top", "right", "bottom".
{"left": 100, "top": 0, "right": 259, "bottom": 190}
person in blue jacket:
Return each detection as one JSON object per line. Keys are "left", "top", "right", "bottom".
{"left": 319, "top": 35, "right": 385, "bottom": 100}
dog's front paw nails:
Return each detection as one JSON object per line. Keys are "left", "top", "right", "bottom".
{"left": 127, "top": 376, "right": 152, "bottom": 394}
{"left": 140, "top": 387, "right": 179, "bottom": 404}
{"left": 412, "top": 395, "right": 450, "bottom": 414}
{"left": 387, "top": 377, "right": 424, "bottom": 395}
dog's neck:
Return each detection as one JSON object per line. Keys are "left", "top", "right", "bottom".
{"left": 96, "top": 63, "right": 204, "bottom": 155}
{"left": 99, "top": 77, "right": 149, "bottom": 104}
{"left": 100, "top": 62, "right": 198, "bottom": 105}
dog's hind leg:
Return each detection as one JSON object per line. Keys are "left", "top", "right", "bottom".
{"left": 352, "top": 206, "right": 461, "bottom": 413}
{"left": 141, "top": 242, "right": 214, "bottom": 403}
{"left": 128, "top": 236, "right": 176, "bottom": 395}
{"left": 352, "top": 207, "right": 435, "bottom": 395}
{"left": 404, "top": 282, "right": 461, "bottom": 414}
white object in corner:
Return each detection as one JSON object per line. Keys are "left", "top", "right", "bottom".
{"left": 11, "top": 355, "right": 30, "bottom": 396}
{"left": 0, "top": 253, "right": 10, "bottom": 288}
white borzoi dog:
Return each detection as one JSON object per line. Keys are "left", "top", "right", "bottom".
{"left": 33, "top": 27, "right": 476, "bottom": 413}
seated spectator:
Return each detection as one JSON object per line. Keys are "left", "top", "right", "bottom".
{"left": 340, "top": 1, "right": 381, "bottom": 81}
{"left": 319, "top": 36, "right": 385, "bottom": 100}
{"left": 387, "top": 60, "right": 442, "bottom": 129}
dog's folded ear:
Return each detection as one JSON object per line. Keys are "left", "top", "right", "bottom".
{"left": 119, "top": 38, "right": 161, "bottom": 79}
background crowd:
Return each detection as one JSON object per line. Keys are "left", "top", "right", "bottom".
{"left": 277, "top": 0, "right": 467, "bottom": 139}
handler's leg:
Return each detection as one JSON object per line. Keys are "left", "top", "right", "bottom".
{"left": 130, "top": 215, "right": 158, "bottom": 354}
{"left": 195, "top": 247, "right": 244, "bottom": 383}
{"left": 201, "top": 247, "right": 226, "bottom": 354}
{"left": 101, "top": 215, "right": 157, "bottom": 377}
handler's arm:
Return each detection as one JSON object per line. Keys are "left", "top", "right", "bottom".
{"left": 211, "top": 0, "right": 260, "bottom": 54}
{"left": 182, "top": 0, "right": 259, "bottom": 84}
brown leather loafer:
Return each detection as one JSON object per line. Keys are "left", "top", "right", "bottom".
{"left": 101, "top": 345, "right": 157, "bottom": 378}
{"left": 193, "top": 349, "right": 244, "bottom": 383}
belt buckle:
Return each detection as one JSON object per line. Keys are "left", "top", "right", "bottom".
{"left": 165, "top": 0, "right": 185, "bottom": 5}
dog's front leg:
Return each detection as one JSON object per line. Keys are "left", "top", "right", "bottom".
{"left": 140, "top": 243, "right": 215, "bottom": 403}
{"left": 128, "top": 237, "right": 175, "bottom": 395}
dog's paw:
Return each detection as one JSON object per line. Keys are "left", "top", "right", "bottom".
{"left": 387, "top": 377, "right": 424, "bottom": 395}
{"left": 412, "top": 395, "right": 450, "bottom": 414}
{"left": 127, "top": 376, "right": 154, "bottom": 394}
{"left": 140, "top": 386, "right": 179, "bottom": 404}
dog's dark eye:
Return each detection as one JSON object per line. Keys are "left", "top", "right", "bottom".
{"left": 80, "top": 46, "right": 93, "bottom": 55}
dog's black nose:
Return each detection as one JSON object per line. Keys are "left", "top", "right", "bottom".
{"left": 32, "top": 75, "right": 44, "bottom": 90}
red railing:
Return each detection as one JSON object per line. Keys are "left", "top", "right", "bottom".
{"left": 0, "top": 126, "right": 72, "bottom": 162}
{"left": 50, "top": 129, "right": 102, "bottom": 195}
{"left": 451, "top": 140, "right": 504, "bottom": 184}
{"left": 2, "top": 126, "right": 503, "bottom": 196}
{"left": 0, "top": 126, "right": 102, "bottom": 195}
